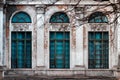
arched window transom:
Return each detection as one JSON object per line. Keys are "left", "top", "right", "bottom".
{"left": 12, "top": 12, "right": 31, "bottom": 23}
{"left": 50, "top": 12, "right": 69, "bottom": 23}
{"left": 88, "top": 12, "right": 108, "bottom": 23}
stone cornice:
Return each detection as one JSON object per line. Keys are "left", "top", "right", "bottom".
{"left": 5, "top": 0, "right": 111, "bottom": 5}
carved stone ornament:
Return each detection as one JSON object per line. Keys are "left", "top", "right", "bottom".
{"left": 49, "top": 23, "right": 70, "bottom": 31}
{"left": 75, "top": 7, "right": 84, "bottom": 13}
{"left": 12, "top": 23, "right": 31, "bottom": 31}
{"left": 36, "top": 7, "right": 45, "bottom": 14}
{"left": 90, "top": 23, "right": 108, "bottom": 31}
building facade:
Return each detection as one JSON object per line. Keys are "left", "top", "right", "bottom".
{"left": 0, "top": 0, "right": 120, "bottom": 79}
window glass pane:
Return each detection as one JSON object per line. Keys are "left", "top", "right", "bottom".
{"left": 96, "top": 54, "right": 101, "bottom": 59}
{"left": 26, "top": 32, "right": 31, "bottom": 39}
{"left": 50, "top": 32, "right": 70, "bottom": 69}
{"left": 95, "top": 32, "right": 102, "bottom": 40}
{"left": 65, "top": 41, "right": 70, "bottom": 51}
{"left": 103, "top": 32, "right": 108, "bottom": 39}
{"left": 11, "top": 32, "right": 32, "bottom": 68}
{"left": 88, "top": 12, "right": 108, "bottom": 23}
{"left": 50, "top": 41, "right": 55, "bottom": 58}
{"left": 17, "top": 41, "right": 24, "bottom": 68}
{"left": 89, "top": 32, "right": 94, "bottom": 39}
{"left": 56, "top": 62, "right": 64, "bottom": 68}
{"left": 50, "top": 12, "right": 69, "bottom": 23}
{"left": 95, "top": 41, "right": 102, "bottom": 50}
{"left": 17, "top": 32, "right": 25, "bottom": 39}
{"left": 88, "top": 32, "right": 109, "bottom": 69}
{"left": 50, "top": 32, "right": 55, "bottom": 39}
{"left": 65, "top": 32, "right": 70, "bottom": 39}
{"left": 12, "top": 12, "right": 31, "bottom": 23}
{"left": 12, "top": 32, "right": 17, "bottom": 39}
{"left": 89, "top": 41, "right": 94, "bottom": 59}
{"left": 56, "top": 32, "right": 64, "bottom": 39}
{"left": 56, "top": 41, "right": 63, "bottom": 55}
{"left": 95, "top": 16, "right": 101, "bottom": 23}
{"left": 11, "top": 41, "right": 17, "bottom": 68}
{"left": 65, "top": 41, "right": 70, "bottom": 68}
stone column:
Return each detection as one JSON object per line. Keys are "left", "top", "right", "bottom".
{"left": 36, "top": 6, "right": 45, "bottom": 69}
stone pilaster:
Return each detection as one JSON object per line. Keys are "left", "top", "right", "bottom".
{"left": 0, "top": 7, "right": 3, "bottom": 66}
{"left": 0, "top": 6, "right": 3, "bottom": 80}
{"left": 36, "top": 5, "right": 45, "bottom": 69}
{"left": 74, "top": 7, "right": 85, "bottom": 69}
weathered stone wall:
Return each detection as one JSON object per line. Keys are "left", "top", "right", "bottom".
{"left": 0, "top": 0, "right": 119, "bottom": 79}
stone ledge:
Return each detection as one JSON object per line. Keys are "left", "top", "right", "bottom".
{"left": 3, "top": 76, "right": 117, "bottom": 80}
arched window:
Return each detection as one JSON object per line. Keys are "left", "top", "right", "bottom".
{"left": 12, "top": 12, "right": 31, "bottom": 23}
{"left": 88, "top": 12, "right": 108, "bottom": 23}
{"left": 50, "top": 12, "right": 69, "bottom": 23}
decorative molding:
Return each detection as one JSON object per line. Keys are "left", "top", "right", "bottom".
{"left": 89, "top": 23, "right": 108, "bottom": 31}
{"left": 12, "top": 23, "right": 31, "bottom": 31}
{"left": 49, "top": 23, "right": 70, "bottom": 31}
{"left": 36, "top": 6, "right": 45, "bottom": 14}
{"left": 75, "top": 7, "right": 84, "bottom": 13}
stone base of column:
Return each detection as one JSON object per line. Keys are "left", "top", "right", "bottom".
{"left": 114, "top": 69, "right": 120, "bottom": 80}
{"left": 36, "top": 66, "right": 46, "bottom": 70}
{"left": 74, "top": 65, "right": 85, "bottom": 70}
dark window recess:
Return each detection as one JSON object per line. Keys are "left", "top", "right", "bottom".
{"left": 88, "top": 32, "right": 109, "bottom": 69}
{"left": 11, "top": 32, "right": 32, "bottom": 68}
{"left": 50, "top": 32, "right": 70, "bottom": 69}
{"left": 88, "top": 12, "right": 108, "bottom": 23}
{"left": 50, "top": 12, "right": 69, "bottom": 23}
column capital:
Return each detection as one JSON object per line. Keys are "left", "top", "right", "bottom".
{"left": 36, "top": 5, "right": 45, "bottom": 14}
